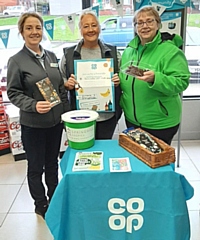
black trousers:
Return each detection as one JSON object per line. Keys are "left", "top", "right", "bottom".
{"left": 95, "top": 116, "right": 117, "bottom": 139}
{"left": 125, "top": 119, "right": 179, "bottom": 145}
{"left": 21, "top": 123, "right": 63, "bottom": 207}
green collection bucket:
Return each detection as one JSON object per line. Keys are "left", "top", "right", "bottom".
{"left": 61, "top": 110, "right": 99, "bottom": 150}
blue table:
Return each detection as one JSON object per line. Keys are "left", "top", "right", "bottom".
{"left": 46, "top": 140, "right": 194, "bottom": 240}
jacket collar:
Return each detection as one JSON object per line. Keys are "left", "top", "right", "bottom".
{"left": 128, "top": 31, "right": 162, "bottom": 49}
{"left": 128, "top": 30, "right": 183, "bottom": 49}
{"left": 22, "top": 44, "right": 45, "bottom": 58}
{"left": 74, "top": 38, "right": 112, "bottom": 56}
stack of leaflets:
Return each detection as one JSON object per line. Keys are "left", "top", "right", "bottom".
{"left": 72, "top": 151, "right": 103, "bottom": 171}
{"left": 109, "top": 157, "right": 131, "bottom": 172}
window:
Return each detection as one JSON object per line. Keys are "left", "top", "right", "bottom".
{"left": 0, "top": 1, "right": 199, "bottom": 97}
{"left": 102, "top": 19, "right": 117, "bottom": 29}
{"left": 183, "top": 9, "right": 200, "bottom": 97}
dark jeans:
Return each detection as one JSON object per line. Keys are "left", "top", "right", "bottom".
{"left": 95, "top": 116, "right": 117, "bottom": 139}
{"left": 125, "top": 119, "right": 179, "bottom": 145}
{"left": 21, "top": 123, "right": 63, "bottom": 207}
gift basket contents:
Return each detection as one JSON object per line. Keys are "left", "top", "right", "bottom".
{"left": 120, "top": 60, "right": 155, "bottom": 77}
{"left": 119, "top": 128, "right": 175, "bottom": 168}
{"left": 123, "top": 128, "right": 163, "bottom": 154}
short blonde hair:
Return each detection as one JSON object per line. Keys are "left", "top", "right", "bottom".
{"left": 78, "top": 11, "right": 100, "bottom": 30}
{"left": 133, "top": 5, "right": 161, "bottom": 29}
{"left": 18, "top": 12, "right": 43, "bottom": 34}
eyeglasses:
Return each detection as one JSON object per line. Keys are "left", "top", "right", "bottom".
{"left": 135, "top": 19, "right": 156, "bottom": 28}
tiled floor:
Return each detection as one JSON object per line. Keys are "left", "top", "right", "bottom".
{"left": 0, "top": 141, "right": 200, "bottom": 240}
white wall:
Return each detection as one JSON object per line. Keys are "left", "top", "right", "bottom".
{"left": 175, "top": 99, "right": 200, "bottom": 140}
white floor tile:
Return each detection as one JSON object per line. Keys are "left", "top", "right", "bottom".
{"left": 0, "top": 213, "right": 6, "bottom": 227}
{"left": 0, "top": 153, "right": 15, "bottom": 164}
{"left": 23, "top": 176, "right": 28, "bottom": 184}
{"left": 0, "top": 161, "right": 27, "bottom": 184}
{"left": 191, "top": 160, "right": 200, "bottom": 172}
{"left": 0, "top": 214, "right": 53, "bottom": 240}
{"left": 181, "top": 141, "right": 200, "bottom": 161}
{"left": 175, "top": 158, "right": 200, "bottom": 181}
{"left": 186, "top": 181, "right": 200, "bottom": 211}
{"left": 10, "top": 185, "right": 34, "bottom": 213}
{"left": 189, "top": 211, "right": 200, "bottom": 240}
{"left": 173, "top": 143, "right": 191, "bottom": 161}
{"left": 0, "top": 185, "right": 21, "bottom": 213}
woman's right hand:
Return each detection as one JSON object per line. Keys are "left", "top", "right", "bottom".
{"left": 64, "top": 74, "right": 77, "bottom": 90}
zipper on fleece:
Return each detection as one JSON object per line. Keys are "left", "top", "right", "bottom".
{"left": 159, "top": 100, "right": 169, "bottom": 116}
{"left": 132, "top": 46, "right": 146, "bottom": 125}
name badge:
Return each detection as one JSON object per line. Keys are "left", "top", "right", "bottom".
{"left": 50, "top": 63, "right": 58, "bottom": 67}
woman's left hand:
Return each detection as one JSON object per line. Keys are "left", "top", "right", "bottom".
{"left": 112, "top": 73, "right": 120, "bottom": 87}
{"left": 136, "top": 70, "right": 155, "bottom": 83}
{"left": 36, "top": 101, "right": 51, "bottom": 114}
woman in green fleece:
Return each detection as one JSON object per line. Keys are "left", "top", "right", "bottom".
{"left": 119, "top": 6, "right": 190, "bottom": 145}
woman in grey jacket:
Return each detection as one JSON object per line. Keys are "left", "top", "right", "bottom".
{"left": 7, "top": 12, "right": 69, "bottom": 218}
{"left": 59, "top": 11, "right": 122, "bottom": 139}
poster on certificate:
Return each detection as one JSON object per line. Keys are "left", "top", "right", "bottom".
{"left": 74, "top": 58, "right": 115, "bottom": 112}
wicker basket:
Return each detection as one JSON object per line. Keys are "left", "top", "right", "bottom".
{"left": 119, "top": 128, "right": 175, "bottom": 168}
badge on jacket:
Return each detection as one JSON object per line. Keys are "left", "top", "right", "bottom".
{"left": 50, "top": 63, "right": 58, "bottom": 67}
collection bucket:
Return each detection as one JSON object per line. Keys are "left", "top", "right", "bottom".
{"left": 61, "top": 110, "right": 99, "bottom": 150}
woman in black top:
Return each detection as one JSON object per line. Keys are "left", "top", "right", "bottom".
{"left": 7, "top": 12, "right": 70, "bottom": 218}
{"left": 59, "top": 11, "right": 122, "bottom": 139}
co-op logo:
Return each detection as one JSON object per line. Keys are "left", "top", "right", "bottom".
{"left": 108, "top": 198, "right": 144, "bottom": 233}
{"left": 10, "top": 121, "right": 21, "bottom": 131}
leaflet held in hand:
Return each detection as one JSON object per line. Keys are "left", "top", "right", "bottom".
{"left": 36, "top": 77, "right": 61, "bottom": 107}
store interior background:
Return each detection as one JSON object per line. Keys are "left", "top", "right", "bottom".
{"left": 0, "top": 0, "right": 200, "bottom": 239}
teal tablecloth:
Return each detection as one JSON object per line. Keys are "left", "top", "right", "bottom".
{"left": 46, "top": 140, "right": 194, "bottom": 240}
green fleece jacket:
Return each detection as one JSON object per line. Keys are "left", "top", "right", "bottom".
{"left": 119, "top": 31, "right": 190, "bottom": 129}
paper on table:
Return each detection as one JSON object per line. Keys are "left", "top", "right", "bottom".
{"left": 109, "top": 157, "right": 131, "bottom": 172}
{"left": 72, "top": 151, "right": 104, "bottom": 171}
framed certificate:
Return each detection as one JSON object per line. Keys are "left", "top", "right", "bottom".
{"left": 74, "top": 58, "right": 115, "bottom": 112}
